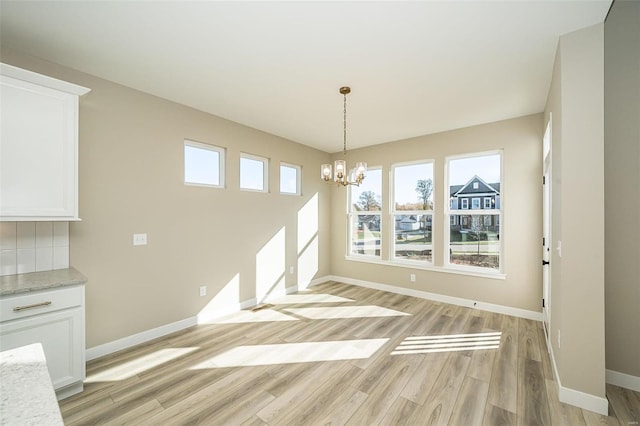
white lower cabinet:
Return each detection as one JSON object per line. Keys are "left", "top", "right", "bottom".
{"left": 0, "top": 285, "right": 85, "bottom": 399}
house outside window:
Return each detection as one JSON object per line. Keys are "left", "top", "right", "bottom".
{"left": 446, "top": 152, "right": 502, "bottom": 272}
{"left": 391, "top": 161, "right": 434, "bottom": 264}
{"left": 348, "top": 168, "right": 382, "bottom": 258}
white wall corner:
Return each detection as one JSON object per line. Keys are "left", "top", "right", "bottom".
{"left": 606, "top": 369, "right": 640, "bottom": 393}
{"left": 547, "top": 338, "right": 609, "bottom": 416}
{"left": 557, "top": 385, "right": 609, "bottom": 416}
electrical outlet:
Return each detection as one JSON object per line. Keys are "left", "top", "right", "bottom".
{"left": 410, "top": 274, "right": 416, "bottom": 282}
{"left": 556, "top": 240, "right": 562, "bottom": 257}
{"left": 133, "top": 233, "right": 147, "bottom": 246}
{"left": 199, "top": 286, "right": 207, "bottom": 297}
{"left": 557, "top": 330, "right": 561, "bottom": 348}
{"left": 289, "top": 266, "right": 294, "bottom": 274}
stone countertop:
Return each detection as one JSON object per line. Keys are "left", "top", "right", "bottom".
{"left": 0, "top": 343, "right": 64, "bottom": 426}
{"left": 0, "top": 268, "right": 87, "bottom": 296}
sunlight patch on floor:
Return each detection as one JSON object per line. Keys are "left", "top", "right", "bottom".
{"left": 85, "top": 347, "right": 198, "bottom": 382}
{"left": 391, "top": 332, "right": 501, "bottom": 355}
{"left": 282, "top": 305, "right": 410, "bottom": 319}
{"left": 207, "top": 308, "right": 298, "bottom": 324}
{"left": 269, "top": 293, "right": 354, "bottom": 305}
{"left": 189, "top": 338, "right": 389, "bottom": 368}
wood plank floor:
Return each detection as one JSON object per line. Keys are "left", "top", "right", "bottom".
{"left": 60, "top": 282, "right": 639, "bottom": 425}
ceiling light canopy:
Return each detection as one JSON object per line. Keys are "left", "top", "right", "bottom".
{"left": 321, "top": 86, "right": 367, "bottom": 187}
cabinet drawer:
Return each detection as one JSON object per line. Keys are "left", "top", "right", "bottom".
{"left": 0, "top": 286, "right": 83, "bottom": 322}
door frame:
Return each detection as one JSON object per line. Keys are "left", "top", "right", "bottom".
{"left": 542, "top": 116, "right": 552, "bottom": 349}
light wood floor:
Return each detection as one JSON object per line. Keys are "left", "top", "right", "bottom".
{"left": 60, "top": 282, "right": 639, "bottom": 425}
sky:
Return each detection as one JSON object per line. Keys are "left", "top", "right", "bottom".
{"left": 352, "top": 154, "right": 501, "bottom": 207}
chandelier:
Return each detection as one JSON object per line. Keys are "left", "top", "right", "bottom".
{"left": 321, "top": 86, "right": 367, "bottom": 186}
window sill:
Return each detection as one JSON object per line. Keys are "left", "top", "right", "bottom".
{"left": 344, "top": 256, "right": 506, "bottom": 280}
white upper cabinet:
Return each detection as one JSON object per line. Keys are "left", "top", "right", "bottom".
{"left": 1, "top": 64, "right": 90, "bottom": 221}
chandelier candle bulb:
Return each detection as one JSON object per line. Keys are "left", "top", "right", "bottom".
{"left": 321, "top": 164, "right": 332, "bottom": 181}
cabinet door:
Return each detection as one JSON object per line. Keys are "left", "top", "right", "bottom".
{"left": 0, "top": 75, "right": 78, "bottom": 220}
{"left": 0, "top": 307, "right": 83, "bottom": 389}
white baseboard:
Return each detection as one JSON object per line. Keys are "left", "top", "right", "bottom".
{"left": 557, "top": 385, "right": 609, "bottom": 416}
{"left": 263, "top": 285, "right": 299, "bottom": 302}
{"left": 87, "top": 295, "right": 261, "bottom": 361}
{"left": 319, "top": 275, "right": 542, "bottom": 321}
{"left": 547, "top": 336, "right": 609, "bottom": 415}
{"left": 86, "top": 316, "right": 197, "bottom": 361}
{"left": 196, "top": 297, "right": 258, "bottom": 324}
{"left": 322, "top": 275, "right": 611, "bottom": 415}
{"left": 607, "top": 369, "right": 640, "bottom": 392}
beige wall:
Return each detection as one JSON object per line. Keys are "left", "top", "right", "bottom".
{"left": 604, "top": 0, "right": 640, "bottom": 379}
{"left": 0, "top": 48, "right": 332, "bottom": 348}
{"left": 330, "top": 114, "right": 544, "bottom": 312}
{"left": 545, "top": 23, "right": 606, "bottom": 398}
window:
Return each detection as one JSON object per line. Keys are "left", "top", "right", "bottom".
{"left": 348, "top": 168, "right": 382, "bottom": 258}
{"left": 461, "top": 198, "right": 469, "bottom": 209}
{"left": 240, "top": 153, "right": 268, "bottom": 192}
{"left": 446, "top": 152, "right": 502, "bottom": 272}
{"left": 184, "top": 140, "right": 225, "bottom": 188}
{"left": 391, "top": 161, "right": 434, "bottom": 263}
{"left": 280, "top": 163, "right": 300, "bottom": 195}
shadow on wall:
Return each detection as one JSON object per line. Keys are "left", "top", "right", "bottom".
{"left": 197, "top": 193, "right": 319, "bottom": 322}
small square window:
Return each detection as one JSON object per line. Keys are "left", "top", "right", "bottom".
{"left": 473, "top": 182, "right": 479, "bottom": 189}
{"left": 184, "top": 140, "right": 225, "bottom": 188}
{"left": 280, "top": 163, "right": 301, "bottom": 195}
{"left": 240, "top": 153, "right": 269, "bottom": 192}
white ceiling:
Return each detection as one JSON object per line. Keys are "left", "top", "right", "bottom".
{"left": 0, "top": 1, "right": 611, "bottom": 153}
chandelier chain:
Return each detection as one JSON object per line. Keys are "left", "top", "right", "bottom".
{"left": 343, "top": 91, "right": 347, "bottom": 157}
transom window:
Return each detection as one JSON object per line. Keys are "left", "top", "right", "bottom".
{"left": 184, "top": 140, "right": 225, "bottom": 188}
{"left": 280, "top": 163, "right": 301, "bottom": 195}
{"left": 240, "top": 153, "right": 269, "bottom": 192}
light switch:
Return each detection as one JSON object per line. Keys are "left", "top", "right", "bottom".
{"left": 133, "top": 233, "right": 147, "bottom": 246}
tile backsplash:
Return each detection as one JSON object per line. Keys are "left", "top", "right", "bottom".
{"left": 0, "top": 222, "right": 69, "bottom": 276}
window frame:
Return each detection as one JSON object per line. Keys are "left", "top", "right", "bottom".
{"left": 471, "top": 197, "right": 481, "bottom": 210}
{"left": 183, "top": 139, "right": 225, "bottom": 188}
{"left": 389, "top": 159, "right": 435, "bottom": 265}
{"left": 484, "top": 197, "right": 492, "bottom": 209}
{"left": 240, "top": 152, "right": 269, "bottom": 193}
{"left": 461, "top": 198, "right": 469, "bottom": 209}
{"left": 444, "top": 150, "right": 503, "bottom": 275}
{"left": 347, "top": 166, "right": 382, "bottom": 260}
{"left": 279, "top": 162, "right": 301, "bottom": 196}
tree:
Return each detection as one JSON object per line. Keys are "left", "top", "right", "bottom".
{"left": 415, "top": 179, "right": 433, "bottom": 210}
{"left": 357, "top": 191, "right": 381, "bottom": 211}
{"left": 468, "top": 216, "right": 486, "bottom": 255}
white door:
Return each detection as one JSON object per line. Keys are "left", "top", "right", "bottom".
{"left": 542, "top": 118, "right": 552, "bottom": 348}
